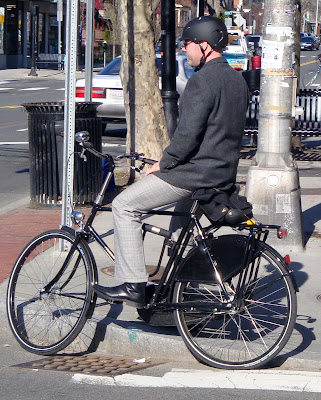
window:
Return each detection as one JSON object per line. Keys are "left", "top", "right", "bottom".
{"left": 0, "top": 7, "right": 4, "bottom": 55}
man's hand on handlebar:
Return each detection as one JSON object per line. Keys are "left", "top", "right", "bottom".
{"left": 145, "top": 161, "right": 160, "bottom": 176}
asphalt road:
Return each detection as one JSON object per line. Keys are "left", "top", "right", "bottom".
{"left": 1, "top": 319, "right": 321, "bottom": 400}
{"left": 300, "top": 49, "right": 321, "bottom": 89}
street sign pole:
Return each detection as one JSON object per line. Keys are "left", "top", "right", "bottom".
{"left": 161, "top": 0, "right": 179, "bottom": 137}
{"left": 61, "top": 0, "right": 79, "bottom": 229}
{"left": 197, "top": 0, "right": 205, "bottom": 17}
{"left": 84, "top": 0, "right": 94, "bottom": 101}
{"left": 28, "top": 5, "right": 38, "bottom": 77}
{"left": 57, "top": 0, "right": 63, "bottom": 71}
{"left": 245, "top": 0, "right": 304, "bottom": 251}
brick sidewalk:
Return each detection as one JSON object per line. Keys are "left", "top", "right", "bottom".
{"left": 0, "top": 206, "right": 62, "bottom": 283}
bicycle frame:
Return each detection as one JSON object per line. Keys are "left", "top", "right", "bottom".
{"left": 49, "top": 135, "right": 297, "bottom": 311}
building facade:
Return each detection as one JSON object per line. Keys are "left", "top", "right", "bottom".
{"left": 0, "top": 0, "right": 65, "bottom": 69}
{"left": 1, "top": 0, "right": 262, "bottom": 70}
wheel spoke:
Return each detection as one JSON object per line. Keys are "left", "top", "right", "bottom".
{"left": 174, "top": 236, "right": 297, "bottom": 369}
{"left": 7, "top": 230, "right": 93, "bottom": 355}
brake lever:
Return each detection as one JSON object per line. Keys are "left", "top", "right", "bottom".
{"left": 79, "top": 148, "right": 87, "bottom": 162}
{"left": 130, "top": 166, "right": 146, "bottom": 174}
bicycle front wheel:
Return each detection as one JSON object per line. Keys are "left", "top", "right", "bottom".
{"left": 7, "top": 229, "right": 95, "bottom": 355}
{"left": 173, "top": 239, "right": 297, "bottom": 369}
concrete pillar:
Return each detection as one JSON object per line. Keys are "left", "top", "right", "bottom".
{"left": 245, "top": 0, "right": 304, "bottom": 251}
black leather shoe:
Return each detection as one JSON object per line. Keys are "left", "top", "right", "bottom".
{"left": 93, "top": 282, "right": 146, "bottom": 308}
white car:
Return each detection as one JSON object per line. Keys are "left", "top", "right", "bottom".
{"left": 75, "top": 54, "right": 194, "bottom": 128}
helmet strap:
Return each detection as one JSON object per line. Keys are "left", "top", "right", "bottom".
{"left": 195, "top": 44, "right": 214, "bottom": 71}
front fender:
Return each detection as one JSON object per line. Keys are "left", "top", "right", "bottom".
{"left": 61, "top": 225, "right": 76, "bottom": 236}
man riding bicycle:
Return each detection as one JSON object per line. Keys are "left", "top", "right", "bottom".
{"left": 93, "top": 16, "right": 249, "bottom": 307}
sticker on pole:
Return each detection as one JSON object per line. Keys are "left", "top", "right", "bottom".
{"left": 261, "top": 40, "right": 284, "bottom": 69}
{"left": 276, "top": 194, "right": 291, "bottom": 213}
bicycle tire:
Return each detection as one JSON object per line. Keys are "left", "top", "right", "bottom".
{"left": 7, "top": 229, "right": 95, "bottom": 355}
{"left": 173, "top": 237, "right": 297, "bottom": 369}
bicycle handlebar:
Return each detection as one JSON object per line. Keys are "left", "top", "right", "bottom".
{"left": 116, "top": 153, "right": 157, "bottom": 165}
{"left": 75, "top": 131, "right": 157, "bottom": 169}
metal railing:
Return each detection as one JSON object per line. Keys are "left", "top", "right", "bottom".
{"left": 245, "top": 89, "right": 321, "bottom": 138}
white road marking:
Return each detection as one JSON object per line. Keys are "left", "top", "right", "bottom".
{"left": 102, "top": 143, "right": 125, "bottom": 148}
{"left": 18, "top": 87, "right": 50, "bottom": 91}
{"left": 0, "top": 80, "right": 17, "bottom": 84}
{"left": 71, "top": 368, "right": 321, "bottom": 392}
{"left": 0, "top": 88, "right": 14, "bottom": 91}
{"left": 16, "top": 129, "right": 28, "bottom": 132}
{"left": 0, "top": 142, "right": 124, "bottom": 146}
{"left": 56, "top": 88, "right": 65, "bottom": 90}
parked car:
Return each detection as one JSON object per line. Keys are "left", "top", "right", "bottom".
{"left": 300, "top": 36, "right": 320, "bottom": 50}
{"left": 75, "top": 54, "right": 195, "bottom": 129}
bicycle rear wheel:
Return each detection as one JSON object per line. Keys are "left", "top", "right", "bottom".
{"left": 173, "top": 238, "right": 297, "bottom": 369}
{"left": 7, "top": 229, "right": 95, "bottom": 355}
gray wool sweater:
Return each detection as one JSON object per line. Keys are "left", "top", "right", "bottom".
{"left": 154, "top": 56, "right": 249, "bottom": 192}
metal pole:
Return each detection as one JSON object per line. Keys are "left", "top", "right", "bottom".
{"left": 161, "top": 0, "right": 179, "bottom": 137}
{"left": 316, "top": 0, "right": 319, "bottom": 34}
{"left": 61, "top": 0, "right": 79, "bottom": 228}
{"left": 245, "top": 0, "right": 304, "bottom": 251}
{"left": 77, "top": 0, "right": 83, "bottom": 71}
{"left": 84, "top": 0, "right": 94, "bottom": 101}
{"left": 28, "top": 5, "right": 38, "bottom": 77}
{"left": 57, "top": 0, "right": 63, "bottom": 70}
{"left": 103, "top": 41, "right": 107, "bottom": 67}
{"left": 248, "top": 0, "right": 253, "bottom": 33}
{"left": 197, "top": 0, "right": 205, "bottom": 17}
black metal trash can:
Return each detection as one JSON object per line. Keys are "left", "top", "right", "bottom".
{"left": 242, "top": 69, "right": 261, "bottom": 92}
{"left": 23, "top": 102, "right": 102, "bottom": 206}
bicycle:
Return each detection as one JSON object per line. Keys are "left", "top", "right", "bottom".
{"left": 303, "top": 54, "right": 321, "bottom": 89}
{"left": 6, "top": 131, "right": 298, "bottom": 370}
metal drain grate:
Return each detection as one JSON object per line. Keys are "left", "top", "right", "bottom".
{"left": 11, "top": 354, "right": 164, "bottom": 377}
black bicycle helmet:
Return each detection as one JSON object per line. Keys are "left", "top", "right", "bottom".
{"left": 181, "top": 15, "right": 228, "bottom": 50}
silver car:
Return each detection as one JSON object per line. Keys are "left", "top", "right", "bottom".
{"left": 75, "top": 54, "right": 194, "bottom": 127}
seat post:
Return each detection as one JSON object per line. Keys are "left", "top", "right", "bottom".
{"left": 190, "top": 200, "right": 199, "bottom": 215}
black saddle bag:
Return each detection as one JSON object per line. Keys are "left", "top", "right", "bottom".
{"left": 192, "top": 185, "right": 253, "bottom": 225}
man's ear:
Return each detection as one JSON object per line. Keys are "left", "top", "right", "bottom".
{"left": 199, "top": 41, "right": 210, "bottom": 52}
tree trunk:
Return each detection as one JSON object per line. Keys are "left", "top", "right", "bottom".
{"left": 119, "top": 0, "right": 170, "bottom": 166}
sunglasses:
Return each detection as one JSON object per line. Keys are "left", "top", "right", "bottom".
{"left": 183, "top": 40, "right": 194, "bottom": 48}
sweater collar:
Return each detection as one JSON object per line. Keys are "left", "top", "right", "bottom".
{"left": 204, "top": 56, "right": 228, "bottom": 67}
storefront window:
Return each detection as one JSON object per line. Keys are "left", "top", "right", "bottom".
{"left": 39, "top": 13, "right": 44, "bottom": 53}
{"left": 48, "top": 16, "right": 58, "bottom": 53}
{"left": 17, "top": 4, "right": 22, "bottom": 54}
{"left": 6, "top": 3, "right": 18, "bottom": 55}
{"left": 0, "top": 7, "right": 4, "bottom": 55}
{"left": 26, "top": 11, "right": 31, "bottom": 56}
{"left": 26, "top": 8, "right": 43, "bottom": 56}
